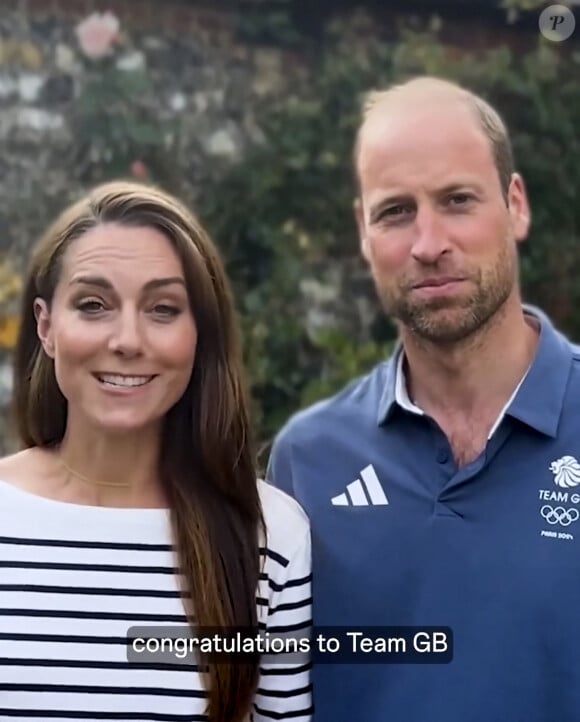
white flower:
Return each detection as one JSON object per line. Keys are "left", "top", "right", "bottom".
{"left": 169, "top": 92, "right": 187, "bottom": 112}
{"left": 116, "top": 51, "right": 145, "bottom": 72}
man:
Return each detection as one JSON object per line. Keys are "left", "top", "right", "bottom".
{"left": 267, "top": 76, "right": 580, "bottom": 722}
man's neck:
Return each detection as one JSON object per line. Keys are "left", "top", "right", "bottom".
{"left": 401, "top": 303, "right": 540, "bottom": 420}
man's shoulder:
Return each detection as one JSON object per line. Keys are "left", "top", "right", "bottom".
{"left": 555, "top": 327, "right": 580, "bottom": 377}
{"left": 570, "top": 340, "right": 580, "bottom": 361}
{"left": 276, "top": 359, "right": 392, "bottom": 446}
{"left": 565, "top": 338, "right": 580, "bottom": 385}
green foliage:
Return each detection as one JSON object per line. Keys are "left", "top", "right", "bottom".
{"left": 64, "top": 7, "right": 580, "bottom": 447}
{"left": 199, "top": 13, "right": 580, "bottom": 444}
{"left": 236, "top": 0, "right": 301, "bottom": 46}
{"left": 500, "top": 0, "right": 548, "bottom": 24}
{"left": 299, "top": 329, "right": 393, "bottom": 408}
{"left": 70, "top": 50, "right": 177, "bottom": 183}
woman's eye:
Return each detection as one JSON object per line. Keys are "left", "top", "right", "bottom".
{"left": 77, "top": 300, "right": 105, "bottom": 314}
{"left": 153, "top": 305, "right": 180, "bottom": 317}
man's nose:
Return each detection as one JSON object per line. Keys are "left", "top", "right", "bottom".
{"left": 410, "top": 206, "right": 452, "bottom": 264}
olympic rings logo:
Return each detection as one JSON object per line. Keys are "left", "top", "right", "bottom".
{"left": 540, "top": 505, "right": 580, "bottom": 526}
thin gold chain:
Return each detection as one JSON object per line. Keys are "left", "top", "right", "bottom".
{"left": 60, "top": 458, "right": 131, "bottom": 488}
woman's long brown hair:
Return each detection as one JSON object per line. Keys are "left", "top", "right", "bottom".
{"left": 10, "top": 181, "right": 265, "bottom": 722}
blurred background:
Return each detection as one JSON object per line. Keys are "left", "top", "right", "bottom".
{"left": 0, "top": 0, "right": 578, "bottom": 459}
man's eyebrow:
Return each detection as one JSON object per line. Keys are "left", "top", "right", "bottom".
{"left": 69, "top": 275, "right": 186, "bottom": 291}
{"left": 437, "top": 182, "right": 484, "bottom": 195}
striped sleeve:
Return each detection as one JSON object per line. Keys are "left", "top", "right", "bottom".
{"left": 252, "top": 525, "right": 312, "bottom": 721}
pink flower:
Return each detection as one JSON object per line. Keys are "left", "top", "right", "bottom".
{"left": 75, "top": 12, "right": 120, "bottom": 60}
{"left": 130, "top": 160, "right": 149, "bottom": 179}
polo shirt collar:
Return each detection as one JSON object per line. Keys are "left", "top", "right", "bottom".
{"left": 376, "top": 306, "right": 574, "bottom": 438}
{"left": 506, "top": 306, "right": 574, "bottom": 437}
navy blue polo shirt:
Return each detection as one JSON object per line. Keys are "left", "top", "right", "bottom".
{"left": 267, "top": 308, "right": 580, "bottom": 722}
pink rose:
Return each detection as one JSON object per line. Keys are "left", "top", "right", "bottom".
{"left": 75, "top": 12, "right": 120, "bottom": 60}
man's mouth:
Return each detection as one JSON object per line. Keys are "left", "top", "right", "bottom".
{"left": 412, "top": 276, "right": 465, "bottom": 289}
{"left": 93, "top": 373, "right": 156, "bottom": 388}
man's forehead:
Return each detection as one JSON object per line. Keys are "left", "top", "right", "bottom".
{"left": 361, "top": 92, "right": 476, "bottom": 144}
{"left": 357, "top": 100, "right": 490, "bottom": 176}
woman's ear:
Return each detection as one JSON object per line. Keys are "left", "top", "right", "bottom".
{"left": 33, "top": 297, "right": 55, "bottom": 358}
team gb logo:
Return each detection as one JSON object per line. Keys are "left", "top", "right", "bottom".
{"left": 550, "top": 456, "right": 580, "bottom": 488}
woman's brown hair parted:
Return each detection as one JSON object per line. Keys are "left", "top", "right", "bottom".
{"left": 10, "top": 180, "right": 266, "bottom": 722}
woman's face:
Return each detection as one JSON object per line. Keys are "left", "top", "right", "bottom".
{"left": 34, "top": 222, "right": 198, "bottom": 436}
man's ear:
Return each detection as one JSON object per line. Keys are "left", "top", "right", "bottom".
{"left": 354, "top": 197, "right": 370, "bottom": 262}
{"left": 507, "top": 172, "right": 531, "bottom": 244}
{"left": 33, "top": 297, "right": 55, "bottom": 358}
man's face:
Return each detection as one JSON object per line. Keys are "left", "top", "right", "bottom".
{"left": 355, "top": 100, "right": 530, "bottom": 345}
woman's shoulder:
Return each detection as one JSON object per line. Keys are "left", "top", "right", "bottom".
{"left": 257, "top": 479, "right": 310, "bottom": 562}
{"left": 0, "top": 448, "right": 44, "bottom": 492}
{"left": 258, "top": 479, "right": 309, "bottom": 532}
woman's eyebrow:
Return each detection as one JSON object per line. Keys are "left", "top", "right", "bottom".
{"left": 69, "top": 275, "right": 186, "bottom": 290}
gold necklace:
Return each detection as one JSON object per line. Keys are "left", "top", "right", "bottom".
{"left": 61, "top": 458, "right": 131, "bottom": 488}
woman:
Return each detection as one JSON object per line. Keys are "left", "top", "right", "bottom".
{"left": 0, "top": 181, "right": 312, "bottom": 722}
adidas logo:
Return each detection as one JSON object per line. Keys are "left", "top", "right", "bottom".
{"left": 331, "top": 464, "right": 388, "bottom": 506}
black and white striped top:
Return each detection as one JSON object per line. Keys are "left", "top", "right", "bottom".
{"left": 0, "top": 478, "right": 312, "bottom": 721}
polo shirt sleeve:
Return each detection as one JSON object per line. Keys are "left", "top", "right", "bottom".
{"left": 266, "top": 430, "right": 295, "bottom": 497}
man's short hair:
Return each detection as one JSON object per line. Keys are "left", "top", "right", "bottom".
{"left": 353, "top": 76, "right": 515, "bottom": 199}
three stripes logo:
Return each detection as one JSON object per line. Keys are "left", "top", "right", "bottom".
{"left": 331, "top": 464, "right": 388, "bottom": 506}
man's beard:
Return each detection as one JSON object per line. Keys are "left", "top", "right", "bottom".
{"left": 377, "top": 241, "right": 517, "bottom": 346}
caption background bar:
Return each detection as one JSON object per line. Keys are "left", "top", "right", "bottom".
{"left": 126, "top": 626, "right": 453, "bottom": 664}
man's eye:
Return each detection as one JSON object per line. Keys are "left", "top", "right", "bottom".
{"left": 378, "top": 205, "right": 413, "bottom": 222}
{"left": 448, "top": 193, "right": 473, "bottom": 206}
{"left": 385, "top": 205, "right": 407, "bottom": 216}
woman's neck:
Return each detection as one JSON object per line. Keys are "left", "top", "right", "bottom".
{"left": 54, "top": 425, "right": 166, "bottom": 508}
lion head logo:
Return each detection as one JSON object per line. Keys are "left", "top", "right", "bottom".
{"left": 550, "top": 456, "right": 580, "bottom": 488}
